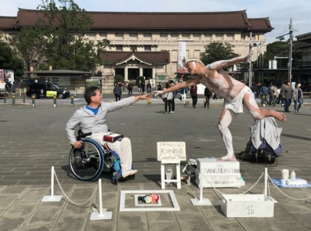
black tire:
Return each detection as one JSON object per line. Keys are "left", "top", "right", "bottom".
{"left": 58, "top": 93, "right": 64, "bottom": 99}
{"left": 69, "top": 138, "right": 104, "bottom": 181}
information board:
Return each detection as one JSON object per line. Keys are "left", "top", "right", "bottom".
{"left": 157, "top": 142, "right": 186, "bottom": 161}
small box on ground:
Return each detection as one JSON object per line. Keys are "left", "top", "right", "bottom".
{"left": 221, "top": 194, "right": 277, "bottom": 217}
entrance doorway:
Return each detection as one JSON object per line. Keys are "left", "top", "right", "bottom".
{"left": 143, "top": 68, "right": 153, "bottom": 80}
{"left": 128, "top": 68, "right": 139, "bottom": 80}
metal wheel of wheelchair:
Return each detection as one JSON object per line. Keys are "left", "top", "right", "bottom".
{"left": 69, "top": 138, "right": 104, "bottom": 181}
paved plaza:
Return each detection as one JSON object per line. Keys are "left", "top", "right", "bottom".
{"left": 0, "top": 96, "right": 311, "bottom": 231}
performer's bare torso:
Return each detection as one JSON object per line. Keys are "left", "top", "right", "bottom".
{"left": 199, "top": 68, "right": 245, "bottom": 100}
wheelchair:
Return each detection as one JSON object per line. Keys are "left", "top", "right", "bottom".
{"left": 69, "top": 130, "right": 130, "bottom": 184}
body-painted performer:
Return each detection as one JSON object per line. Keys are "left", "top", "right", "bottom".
{"left": 155, "top": 53, "right": 286, "bottom": 161}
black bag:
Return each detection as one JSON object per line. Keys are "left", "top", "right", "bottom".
{"left": 162, "top": 97, "right": 167, "bottom": 102}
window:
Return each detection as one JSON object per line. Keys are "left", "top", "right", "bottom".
{"left": 227, "top": 33, "right": 234, "bottom": 41}
{"left": 216, "top": 34, "right": 223, "bottom": 40}
{"left": 129, "top": 33, "right": 138, "bottom": 39}
{"left": 115, "top": 33, "right": 123, "bottom": 40}
{"left": 171, "top": 33, "right": 178, "bottom": 40}
{"left": 160, "top": 33, "right": 167, "bottom": 40}
{"left": 130, "top": 45, "right": 137, "bottom": 51}
{"left": 145, "top": 45, "right": 152, "bottom": 51}
{"left": 204, "top": 34, "right": 211, "bottom": 40}
{"left": 143, "top": 33, "right": 152, "bottom": 40}
{"left": 116, "top": 45, "right": 123, "bottom": 51}
{"left": 182, "top": 33, "right": 190, "bottom": 39}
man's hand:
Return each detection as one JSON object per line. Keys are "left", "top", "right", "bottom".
{"left": 73, "top": 141, "right": 83, "bottom": 149}
{"left": 135, "top": 93, "right": 152, "bottom": 101}
{"left": 153, "top": 91, "right": 163, "bottom": 97}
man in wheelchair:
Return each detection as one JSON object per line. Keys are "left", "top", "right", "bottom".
{"left": 66, "top": 86, "right": 151, "bottom": 181}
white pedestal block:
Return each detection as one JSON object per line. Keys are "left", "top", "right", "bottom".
{"left": 221, "top": 194, "right": 277, "bottom": 217}
{"left": 195, "top": 158, "right": 244, "bottom": 188}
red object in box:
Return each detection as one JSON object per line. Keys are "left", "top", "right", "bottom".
{"left": 103, "top": 133, "right": 124, "bottom": 142}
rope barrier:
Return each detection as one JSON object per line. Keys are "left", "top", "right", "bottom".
{"left": 204, "top": 171, "right": 265, "bottom": 196}
{"left": 53, "top": 170, "right": 98, "bottom": 206}
{"left": 268, "top": 176, "right": 311, "bottom": 201}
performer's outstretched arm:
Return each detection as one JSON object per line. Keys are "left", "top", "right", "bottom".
{"left": 156, "top": 78, "right": 199, "bottom": 95}
{"left": 207, "top": 52, "right": 252, "bottom": 70}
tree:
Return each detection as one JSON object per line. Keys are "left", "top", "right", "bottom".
{"left": 259, "top": 41, "right": 302, "bottom": 68}
{"left": 0, "top": 38, "right": 24, "bottom": 78}
{"left": 200, "top": 42, "right": 239, "bottom": 68}
{"left": 15, "top": 0, "right": 110, "bottom": 71}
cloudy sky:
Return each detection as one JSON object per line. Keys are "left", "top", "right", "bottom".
{"left": 0, "top": 0, "right": 310, "bottom": 44}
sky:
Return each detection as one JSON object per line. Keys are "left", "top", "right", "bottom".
{"left": 0, "top": 0, "right": 310, "bottom": 44}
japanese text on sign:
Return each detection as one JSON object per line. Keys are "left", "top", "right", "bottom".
{"left": 157, "top": 142, "right": 186, "bottom": 161}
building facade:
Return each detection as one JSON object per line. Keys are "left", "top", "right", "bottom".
{"left": 0, "top": 9, "right": 273, "bottom": 93}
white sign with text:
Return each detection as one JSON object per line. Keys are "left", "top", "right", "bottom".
{"left": 157, "top": 142, "right": 186, "bottom": 161}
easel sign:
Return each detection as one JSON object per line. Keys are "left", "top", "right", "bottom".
{"left": 157, "top": 142, "right": 186, "bottom": 161}
{"left": 157, "top": 142, "right": 186, "bottom": 189}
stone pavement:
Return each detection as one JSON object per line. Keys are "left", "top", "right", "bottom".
{"left": 0, "top": 98, "right": 311, "bottom": 231}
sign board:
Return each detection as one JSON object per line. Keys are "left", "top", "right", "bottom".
{"left": 157, "top": 142, "right": 186, "bottom": 161}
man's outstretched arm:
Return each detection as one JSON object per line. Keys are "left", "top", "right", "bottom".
{"left": 156, "top": 78, "right": 199, "bottom": 95}
{"left": 207, "top": 51, "right": 252, "bottom": 70}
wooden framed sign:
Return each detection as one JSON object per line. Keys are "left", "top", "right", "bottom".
{"left": 157, "top": 142, "right": 186, "bottom": 161}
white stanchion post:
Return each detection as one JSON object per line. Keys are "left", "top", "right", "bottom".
{"left": 264, "top": 167, "right": 268, "bottom": 197}
{"left": 191, "top": 172, "right": 212, "bottom": 206}
{"left": 90, "top": 179, "right": 112, "bottom": 220}
{"left": 42, "top": 166, "right": 62, "bottom": 202}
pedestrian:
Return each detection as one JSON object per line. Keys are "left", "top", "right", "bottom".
{"left": 190, "top": 85, "right": 198, "bottom": 108}
{"left": 293, "top": 83, "right": 303, "bottom": 112}
{"left": 163, "top": 83, "right": 172, "bottom": 114}
{"left": 155, "top": 52, "right": 286, "bottom": 161}
{"left": 169, "top": 80, "right": 177, "bottom": 113}
{"left": 127, "top": 80, "right": 133, "bottom": 96}
{"left": 137, "top": 80, "right": 142, "bottom": 94}
{"left": 114, "top": 82, "right": 122, "bottom": 101}
{"left": 146, "top": 81, "right": 152, "bottom": 93}
{"left": 204, "top": 86, "right": 211, "bottom": 108}
{"left": 269, "top": 82, "right": 278, "bottom": 107}
{"left": 283, "top": 81, "right": 293, "bottom": 112}
{"left": 65, "top": 86, "right": 151, "bottom": 180}
{"left": 260, "top": 84, "right": 269, "bottom": 107}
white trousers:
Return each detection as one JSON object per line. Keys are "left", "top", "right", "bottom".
{"left": 90, "top": 133, "right": 133, "bottom": 172}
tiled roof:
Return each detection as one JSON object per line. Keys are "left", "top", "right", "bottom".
{"left": 100, "top": 51, "right": 170, "bottom": 65}
{"left": 248, "top": 18, "right": 274, "bottom": 32}
{"left": 0, "top": 16, "right": 17, "bottom": 29}
{"left": 0, "top": 9, "right": 273, "bottom": 33}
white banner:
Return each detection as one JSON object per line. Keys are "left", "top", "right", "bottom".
{"left": 178, "top": 42, "right": 187, "bottom": 73}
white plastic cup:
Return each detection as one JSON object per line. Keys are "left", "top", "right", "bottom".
{"left": 282, "top": 169, "right": 289, "bottom": 180}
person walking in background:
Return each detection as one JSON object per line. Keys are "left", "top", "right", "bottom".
{"left": 141, "top": 81, "right": 145, "bottom": 94}
{"left": 204, "top": 86, "right": 211, "bottom": 108}
{"left": 260, "top": 84, "right": 268, "bottom": 107}
{"left": 146, "top": 81, "right": 152, "bottom": 93}
{"left": 293, "top": 83, "right": 303, "bottom": 113}
{"left": 114, "top": 82, "right": 122, "bottom": 101}
{"left": 127, "top": 80, "right": 133, "bottom": 96}
{"left": 269, "top": 82, "right": 278, "bottom": 107}
{"left": 190, "top": 85, "right": 198, "bottom": 108}
{"left": 180, "top": 86, "right": 188, "bottom": 105}
{"left": 137, "top": 80, "right": 142, "bottom": 94}
{"left": 163, "top": 83, "right": 173, "bottom": 114}
{"left": 283, "top": 81, "right": 293, "bottom": 112}
{"left": 169, "top": 80, "right": 177, "bottom": 113}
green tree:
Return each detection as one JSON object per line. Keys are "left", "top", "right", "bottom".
{"left": 114, "top": 74, "right": 124, "bottom": 84}
{"left": 0, "top": 38, "right": 24, "bottom": 78}
{"left": 260, "top": 41, "right": 302, "bottom": 68}
{"left": 15, "top": 0, "right": 110, "bottom": 71}
{"left": 201, "top": 42, "right": 239, "bottom": 68}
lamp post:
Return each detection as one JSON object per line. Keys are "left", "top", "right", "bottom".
{"left": 248, "top": 32, "right": 261, "bottom": 87}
